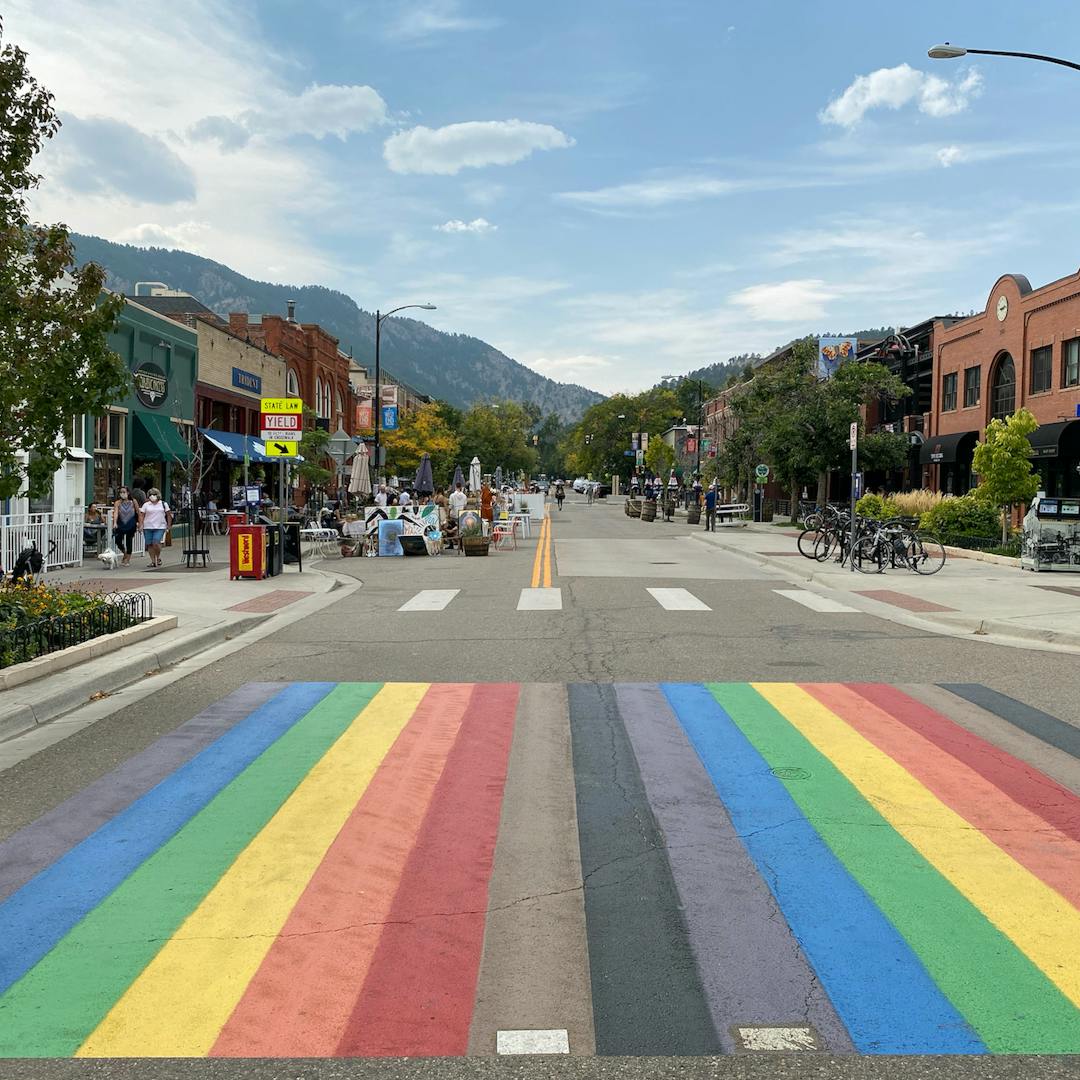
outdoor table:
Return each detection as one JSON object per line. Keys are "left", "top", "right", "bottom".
{"left": 508, "top": 512, "right": 531, "bottom": 538}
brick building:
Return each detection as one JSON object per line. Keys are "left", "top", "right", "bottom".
{"left": 229, "top": 302, "right": 353, "bottom": 435}
{"left": 928, "top": 272, "right": 1080, "bottom": 498}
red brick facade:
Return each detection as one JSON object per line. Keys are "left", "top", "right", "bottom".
{"left": 931, "top": 272, "right": 1080, "bottom": 497}
{"left": 228, "top": 313, "right": 353, "bottom": 435}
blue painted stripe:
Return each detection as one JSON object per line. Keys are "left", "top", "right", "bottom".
{"left": 662, "top": 682, "right": 986, "bottom": 1055}
{"left": 0, "top": 681, "right": 334, "bottom": 995}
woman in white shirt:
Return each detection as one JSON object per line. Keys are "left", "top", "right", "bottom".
{"left": 138, "top": 488, "right": 172, "bottom": 568}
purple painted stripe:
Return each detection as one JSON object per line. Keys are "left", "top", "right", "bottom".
{"left": 0, "top": 682, "right": 285, "bottom": 903}
{"left": 615, "top": 683, "right": 854, "bottom": 1054}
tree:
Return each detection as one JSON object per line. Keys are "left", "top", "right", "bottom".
{"left": 381, "top": 401, "right": 460, "bottom": 485}
{"left": 0, "top": 18, "right": 128, "bottom": 501}
{"left": 645, "top": 437, "right": 675, "bottom": 484}
{"left": 971, "top": 407, "right": 1041, "bottom": 544}
{"left": 296, "top": 408, "right": 332, "bottom": 490}
{"left": 458, "top": 401, "right": 538, "bottom": 476}
{"left": 534, "top": 412, "right": 566, "bottom": 477}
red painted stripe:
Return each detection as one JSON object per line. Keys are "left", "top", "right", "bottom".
{"left": 209, "top": 683, "right": 474, "bottom": 1058}
{"left": 848, "top": 683, "right": 1080, "bottom": 846}
{"left": 805, "top": 684, "right": 1080, "bottom": 911}
{"left": 854, "top": 589, "right": 956, "bottom": 613}
{"left": 335, "top": 682, "right": 519, "bottom": 1057}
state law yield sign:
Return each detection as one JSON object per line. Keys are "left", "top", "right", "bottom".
{"left": 261, "top": 396, "right": 302, "bottom": 443}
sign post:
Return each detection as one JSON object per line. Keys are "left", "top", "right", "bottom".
{"left": 260, "top": 397, "right": 301, "bottom": 575}
{"left": 849, "top": 421, "right": 858, "bottom": 572}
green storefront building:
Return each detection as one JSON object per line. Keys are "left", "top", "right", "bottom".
{"left": 87, "top": 298, "right": 197, "bottom": 505}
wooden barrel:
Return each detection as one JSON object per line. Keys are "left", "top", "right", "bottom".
{"left": 641, "top": 499, "right": 657, "bottom": 522}
{"left": 687, "top": 508, "right": 701, "bottom": 525}
{"left": 627, "top": 498, "right": 642, "bottom": 518}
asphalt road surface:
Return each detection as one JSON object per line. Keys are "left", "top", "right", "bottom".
{"left": 2, "top": 494, "right": 1079, "bottom": 1080}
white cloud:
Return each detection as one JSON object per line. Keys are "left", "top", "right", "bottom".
{"left": 820, "top": 64, "right": 982, "bottom": 128}
{"left": 384, "top": 119, "right": 574, "bottom": 175}
{"left": 463, "top": 180, "right": 505, "bottom": 206}
{"left": 527, "top": 353, "right": 614, "bottom": 375}
{"left": 434, "top": 217, "right": 497, "bottom": 234}
{"left": 559, "top": 175, "right": 735, "bottom": 209}
{"left": 385, "top": 0, "right": 499, "bottom": 40}
{"left": 115, "top": 221, "right": 211, "bottom": 250}
{"left": 190, "top": 83, "right": 390, "bottom": 150}
{"left": 936, "top": 144, "right": 966, "bottom": 167}
{"left": 730, "top": 279, "right": 835, "bottom": 322}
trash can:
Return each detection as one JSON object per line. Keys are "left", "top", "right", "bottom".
{"left": 229, "top": 525, "right": 266, "bottom": 579}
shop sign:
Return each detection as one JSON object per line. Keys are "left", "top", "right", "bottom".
{"left": 929, "top": 444, "right": 945, "bottom": 463}
{"left": 133, "top": 362, "right": 168, "bottom": 408}
{"left": 232, "top": 367, "right": 262, "bottom": 394}
{"left": 237, "top": 532, "right": 254, "bottom": 572}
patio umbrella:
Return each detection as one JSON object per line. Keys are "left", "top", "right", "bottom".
{"left": 495, "top": 465, "right": 503, "bottom": 489}
{"left": 348, "top": 441, "right": 371, "bottom": 496}
{"left": 414, "top": 452, "right": 434, "bottom": 496}
{"left": 453, "top": 464, "right": 465, "bottom": 490}
{"left": 468, "top": 456, "right": 481, "bottom": 492}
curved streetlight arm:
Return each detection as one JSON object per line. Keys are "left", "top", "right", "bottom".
{"left": 929, "top": 44, "right": 1080, "bottom": 72}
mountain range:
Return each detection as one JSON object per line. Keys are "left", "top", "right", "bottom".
{"left": 71, "top": 234, "right": 605, "bottom": 422}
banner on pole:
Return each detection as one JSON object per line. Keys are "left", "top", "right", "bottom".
{"left": 818, "top": 337, "right": 857, "bottom": 380}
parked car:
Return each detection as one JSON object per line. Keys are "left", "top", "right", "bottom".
{"left": 573, "top": 477, "right": 588, "bottom": 493}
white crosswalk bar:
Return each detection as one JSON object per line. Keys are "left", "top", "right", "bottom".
{"left": 773, "top": 589, "right": 859, "bottom": 613}
{"left": 397, "top": 589, "right": 460, "bottom": 612}
{"left": 647, "top": 587, "right": 711, "bottom": 611}
{"left": 517, "top": 588, "right": 562, "bottom": 610}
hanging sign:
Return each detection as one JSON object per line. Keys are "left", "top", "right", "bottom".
{"left": 381, "top": 405, "right": 399, "bottom": 431}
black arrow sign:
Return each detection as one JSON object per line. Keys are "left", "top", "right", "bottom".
{"left": 274, "top": 442, "right": 290, "bottom": 454}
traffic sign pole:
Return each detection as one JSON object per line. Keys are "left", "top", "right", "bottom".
{"left": 849, "top": 421, "right": 858, "bottom": 573}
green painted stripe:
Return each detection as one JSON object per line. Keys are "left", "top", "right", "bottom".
{"left": 707, "top": 683, "right": 1080, "bottom": 1053}
{"left": 0, "top": 682, "right": 382, "bottom": 1058}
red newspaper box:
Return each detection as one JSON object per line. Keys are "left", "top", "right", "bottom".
{"left": 223, "top": 511, "right": 246, "bottom": 533}
{"left": 229, "top": 525, "right": 266, "bottom": 579}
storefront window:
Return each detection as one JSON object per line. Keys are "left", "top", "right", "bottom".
{"left": 1030, "top": 346, "right": 1053, "bottom": 394}
{"left": 991, "top": 354, "right": 1015, "bottom": 420}
{"left": 92, "top": 412, "right": 125, "bottom": 502}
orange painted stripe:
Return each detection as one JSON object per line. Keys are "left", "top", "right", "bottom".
{"left": 804, "top": 683, "right": 1080, "bottom": 912}
{"left": 209, "top": 683, "right": 473, "bottom": 1057}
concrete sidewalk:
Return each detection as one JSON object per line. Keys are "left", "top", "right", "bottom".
{"left": 689, "top": 522, "right": 1080, "bottom": 653}
{"left": 1, "top": 535, "right": 359, "bottom": 743}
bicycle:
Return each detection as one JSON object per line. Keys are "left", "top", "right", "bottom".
{"left": 852, "top": 518, "right": 946, "bottom": 576}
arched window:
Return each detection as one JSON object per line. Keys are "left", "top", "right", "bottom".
{"left": 990, "top": 354, "right": 1015, "bottom": 420}
{"left": 286, "top": 368, "right": 300, "bottom": 397}
{"left": 316, "top": 376, "right": 325, "bottom": 417}
{"left": 335, "top": 388, "right": 343, "bottom": 422}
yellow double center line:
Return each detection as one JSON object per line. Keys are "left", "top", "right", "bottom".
{"left": 529, "top": 513, "right": 552, "bottom": 588}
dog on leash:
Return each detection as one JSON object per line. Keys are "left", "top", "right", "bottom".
{"left": 97, "top": 547, "right": 121, "bottom": 570}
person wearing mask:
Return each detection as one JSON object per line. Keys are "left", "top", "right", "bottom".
{"left": 704, "top": 483, "right": 718, "bottom": 532}
{"left": 138, "top": 488, "right": 172, "bottom": 569}
{"left": 448, "top": 482, "right": 467, "bottom": 520}
{"left": 112, "top": 487, "right": 139, "bottom": 566}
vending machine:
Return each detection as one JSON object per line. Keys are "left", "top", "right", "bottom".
{"left": 1020, "top": 496, "right": 1080, "bottom": 572}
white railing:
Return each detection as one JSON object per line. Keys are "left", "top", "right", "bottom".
{"left": 1, "top": 511, "right": 84, "bottom": 572}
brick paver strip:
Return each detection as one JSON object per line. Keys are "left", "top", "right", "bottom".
{"left": 855, "top": 589, "right": 957, "bottom": 613}
{"left": 1030, "top": 585, "right": 1080, "bottom": 598}
{"left": 757, "top": 551, "right": 805, "bottom": 557}
{"left": 226, "top": 590, "right": 314, "bottom": 613}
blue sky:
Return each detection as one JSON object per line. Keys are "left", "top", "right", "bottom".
{"left": 9, "top": 1, "right": 1080, "bottom": 393}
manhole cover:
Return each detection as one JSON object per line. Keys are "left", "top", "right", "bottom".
{"left": 770, "top": 766, "right": 811, "bottom": 781}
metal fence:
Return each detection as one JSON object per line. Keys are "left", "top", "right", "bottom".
{"left": 0, "top": 590, "right": 154, "bottom": 669}
{"left": 0, "top": 511, "right": 83, "bottom": 573}
{"left": 940, "top": 533, "right": 1021, "bottom": 558}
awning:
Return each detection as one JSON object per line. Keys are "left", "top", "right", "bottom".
{"left": 1027, "top": 419, "right": 1077, "bottom": 459}
{"left": 133, "top": 413, "right": 190, "bottom": 461}
{"left": 199, "top": 428, "right": 273, "bottom": 464}
{"left": 65, "top": 446, "right": 92, "bottom": 461}
{"left": 920, "top": 430, "right": 978, "bottom": 465}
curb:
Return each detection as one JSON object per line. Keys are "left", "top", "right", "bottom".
{"left": 0, "top": 616, "right": 178, "bottom": 691}
{"left": 0, "top": 615, "right": 265, "bottom": 743}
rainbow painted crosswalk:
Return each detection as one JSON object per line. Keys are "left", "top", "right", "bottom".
{"left": 1, "top": 680, "right": 1078, "bottom": 1057}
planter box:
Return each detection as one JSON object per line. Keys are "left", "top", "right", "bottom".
{"left": 462, "top": 536, "right": 491, "bottom": 556}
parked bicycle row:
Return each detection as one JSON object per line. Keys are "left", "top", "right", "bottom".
{"left": 796, "top": 504, "right": 946, "bottom": 576}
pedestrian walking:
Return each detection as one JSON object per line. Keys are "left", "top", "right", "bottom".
{"left": 704, "top": 484, "right": 717, "bottom": 531}
{"left": 138, "top": 488, "right": 172, "bottom": 569}
{"left": 112, "top": 486, "right": 139, "bottom": 566}
{"left": 555, "top": 480, "right": 565, "bottom": 510}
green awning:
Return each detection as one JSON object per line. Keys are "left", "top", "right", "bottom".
{"left": 132, "top": 413, "right": 190, "bottom": 461}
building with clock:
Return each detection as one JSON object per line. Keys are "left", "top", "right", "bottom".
{"left": 927, "top": 271, "right": 1080, "bottom": 498}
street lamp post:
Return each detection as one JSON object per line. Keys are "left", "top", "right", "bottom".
{"left": 373, "top": 304, "right": 436, "bottom": 487}
{"left": 928, "top": 43, "right": 1080, "bottom": 72}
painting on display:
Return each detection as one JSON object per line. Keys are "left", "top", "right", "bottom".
{"left": 364, "top": 504, "right": 438, "bottom": 540}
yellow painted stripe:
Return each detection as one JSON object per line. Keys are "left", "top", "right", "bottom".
{"left": 530, "top": 515, "right": 548, "bottom": 588}
{"left": 754, "top": 682, "right": 1080, "bottom": 1008}
{"left": 542, "top": 511, "right": 552, "bottom": 588}
{"left": 77, "top": 682, "right": 430, "bottom": 1057}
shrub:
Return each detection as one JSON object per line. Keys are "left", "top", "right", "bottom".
{"left": 890, "top": 489, "right": 945, "bottom": 517}
{"left": 919, "top": 494, "right": 1000, "bottom": 538}
{"left": 855, "top": 493, "right": 901, "bottom": 520}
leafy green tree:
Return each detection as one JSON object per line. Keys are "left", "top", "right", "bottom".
{"left": 382, "top": 401, "right": 460, "bottom": 485}
{"left": 459, "top": 401, "right": 538, "bottom": 476}
{"left": 0, "top": 19, "right": 127, "bottom": 500}
{"left": 534, "top": 412, "right": 566, "bottom": 477}
{"left": 645, "top": 437, "right": 675, "bottom": 484}
{"left": 297, "top": 408, "right": 332, "bottom": 490}
{"left": 971, "top": 407, "right": 1041, "bottom": 544}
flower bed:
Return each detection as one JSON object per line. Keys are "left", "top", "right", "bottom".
{"left": 0, "top": 583, "right": 153, "bottom": 669}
